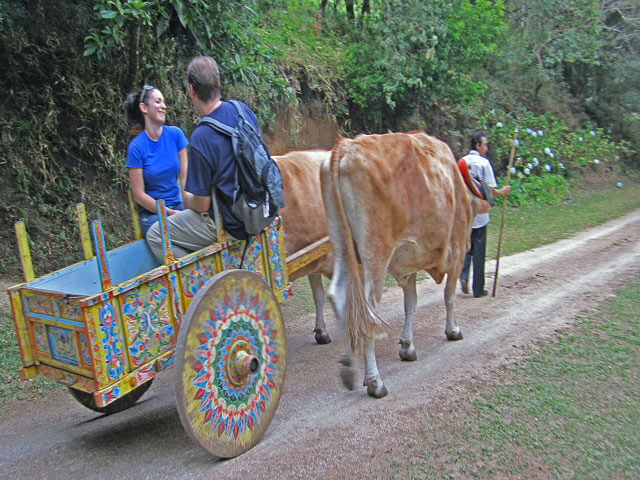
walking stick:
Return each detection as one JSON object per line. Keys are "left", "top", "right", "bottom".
{"left": 491, "top": 126, "right": 518, "bottom": 297}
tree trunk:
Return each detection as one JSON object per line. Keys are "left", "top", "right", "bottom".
{"left": 125, "top": 22, "right": 140, "bottom": 92}
{"left": 361, "top": 0, "right": 370, "bottom": 16}
{"left": 345, "top": 0, "right": 354, "bottom": 20}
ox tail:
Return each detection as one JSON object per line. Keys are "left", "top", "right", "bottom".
{"left": 329, "top": 142, "right": 386, "bottom": 353}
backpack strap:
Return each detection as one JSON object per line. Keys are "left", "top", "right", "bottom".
{"left": 197, "top": 115, "right": 234, "bottom": 137}
{"left": 229, "top": 100, "right": 245, "bottom": 120}
{"left": 196, "top": 100, "right": 246, "bottom": 136}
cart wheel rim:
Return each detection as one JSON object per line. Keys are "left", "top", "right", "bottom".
{"left": 175, "top": 270, "right": 286, "bottom": 458}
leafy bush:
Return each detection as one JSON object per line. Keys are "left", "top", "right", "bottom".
{"left": 500, "top": 174, "right": 570, "bottom": 207}
{"left": 481, "top": 111, "right": 632, "bottom": 178}
{"left": 0, "top": 0, "right": 636, "bottom": 278}
{"left": 341, "top": 0, "right": 506, "bottom": 131}
{"left": 0, "top": 0, "right": 296, "bottom": 276}
{"left": 477, "top": 110, "right": 631, "bottom": 206}
{"left": 84, "top": 0, "right": 294, "bottom": 127}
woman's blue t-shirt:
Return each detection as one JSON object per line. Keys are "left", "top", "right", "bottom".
{"left": 126, "top": 125, "right": 189, "bottom": 213}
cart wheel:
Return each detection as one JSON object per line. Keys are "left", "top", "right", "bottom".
{"left": 175, "top": 270, "right": 286, "bottom": 458}
{"left": 68, "top": 379, "right": 153, "bottom": 415}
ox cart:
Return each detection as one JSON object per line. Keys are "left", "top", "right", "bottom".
{"left": 7, "top": 195, "right": 330, "bottom": 458}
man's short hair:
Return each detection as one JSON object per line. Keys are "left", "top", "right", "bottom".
{"left": 471, "top": 131, "right": 487, "bottom": 150}
{"left": 187, "top": 56, "right": 221, "bottom": 102}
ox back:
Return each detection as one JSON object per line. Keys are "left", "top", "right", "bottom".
{"left": 321, "top": 132, "right": 487, "bottom": 397}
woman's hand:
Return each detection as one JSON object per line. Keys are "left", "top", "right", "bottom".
{"left": 166, "top": 208, "right": 178, "bottom": 216}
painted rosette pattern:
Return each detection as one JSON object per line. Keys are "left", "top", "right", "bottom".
{"left": 176, "top": 270, "right": 286, "bottom": 458}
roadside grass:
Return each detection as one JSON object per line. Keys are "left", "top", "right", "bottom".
{"left": 0, "top": 307, "right": 59, "bottom": 403}
{"left": 487, "top": 179, "right": 640, "bottom": 258}
{"left": 280, "top": 276, "right": 321, "bottom": 319}
{"left": 1, "top": 180, "right": 639, "bottom": 406}
{"left": 374, "top": 272, "right": 640, "bottom": 479}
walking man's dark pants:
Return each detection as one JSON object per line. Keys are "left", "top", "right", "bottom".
{"left": 460, "top": 225, "right": 487, "bottom": 297}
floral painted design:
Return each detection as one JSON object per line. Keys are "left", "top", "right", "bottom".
{"left": 99, "top": 302, "right": 125, "bottom": 380}
{"left": 121, "top": 279, "right": 174, "bottom": 367}
{"left": 190, "top": 288, "right": 281, "bottom": 440}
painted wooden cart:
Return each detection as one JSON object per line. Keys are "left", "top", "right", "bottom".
{"left": 7, "top": 195, "right": 330, "bottom": 458}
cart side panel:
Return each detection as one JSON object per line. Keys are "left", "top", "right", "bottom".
{"left": 167, "top": 270, "right": 183, "bottom": 329}
{"left": 119, "top": 275, "right": 178, "bottom": 370}
{"left": 85, "top": 299, "right": 128, "bottom": 389}
{"left": 264, "top": 220, "right": 289, "bottom": 302}
{"left": 220, "top": 236, "right": 265, "bottom": 275}
{"left": 37, "top": 364, "right": 97, "bottom": 392}
{"left": 178, "top": 249, "right": 223, "bottom": 314}
{"left": 19, "top": 291, "right": 94, "bottom": 377}
{"left": 8, "top": 288, "right": 35, "bottom": 374}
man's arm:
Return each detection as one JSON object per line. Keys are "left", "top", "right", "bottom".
{"left": 184, "top": 193, "right": 210, "bottom": 213}
{"left": 491, "top": 185, "right": 511, "bottom": 197}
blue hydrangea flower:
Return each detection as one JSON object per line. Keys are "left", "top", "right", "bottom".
{"left": 559, "top": 162, "right": 565, "bottom": 169}
{"left": 533, "top": 157, "right": 539, "bottom": 165}
{"left": 527, "top": 162, "right": 533, "bottom": 169}
{"left": 579, "top": 136, "right": 584, "bottom": 141}
{"left": 524, "top": 167, "right": 530, "bottom": 175}
{"left": 590, "top": 130, "right": 596, "bottom": 136}
{"left": 550, "top": 152, "right": 555, "bottom": 158}
{"left": 544, "top": 147, "right": 552, "bottom": 154}
{"left": 545, "top": 164, "right": 551, "bottom": 172}
{"left": 594, "top": 159, "right": 600, "bottom": 164}
{"left": 515, "top": 139, "right": 520, "bottom": 147}
{"left": 510, "top": 167, "right": 517, "bottom": 174}
{"left": 617, "top": 182, "right": 623, "bottom": 188}
{"left": 538, "top": 130, "right": 544, "bottom": 136}
{"left": 496, "top": 122, "right": 503, "bottom": 128}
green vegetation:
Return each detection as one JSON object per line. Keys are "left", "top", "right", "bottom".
{"left": 1, "top": 0, "right": 638, "bottom": 276}
{"left": 374, "top": 272, "right": 640, "bottom": 479}
{"left": 0, "top": 308, "right": 59, "bottom": 402}
{"left": 487, "top": 179, "right": 640, "bottom": 257}
{"left": 0, "top": 0, "right": 638, "bottom": 410}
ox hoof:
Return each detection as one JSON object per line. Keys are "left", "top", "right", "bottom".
{"left": 365, "top": 379, "right": 388, "bottom": 399}
{"left": 340, "top": 366, "right": 356, "bottom": 390}
{"left": 339, "top": 356, "right": 356, "bottom": 390}
{"left": 445, "top": 328, "right": 463, "bottom": 341}
{"left": 399, "top": 341, "right": 417, "bottom": 361}
{"left": 313, "top": 329, "right": 332, "bottom": 345}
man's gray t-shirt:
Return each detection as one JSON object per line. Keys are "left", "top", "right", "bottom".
{"left": 462, "top": 149, "right": 497, "bottom": 229}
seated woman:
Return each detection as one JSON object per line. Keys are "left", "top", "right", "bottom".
{"left": 124, "top": 84, "right": 189, "bottom": 235}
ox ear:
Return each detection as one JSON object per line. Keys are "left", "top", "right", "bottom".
{"left": 472, "top": 196, "right": 491, "bottom": 216}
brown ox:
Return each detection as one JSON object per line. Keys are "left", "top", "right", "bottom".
{"left": 320, "top": 132, "right": 489, "bottom": 397}
{"left": 275, "top": 150, "right": 333, "bottom": 344}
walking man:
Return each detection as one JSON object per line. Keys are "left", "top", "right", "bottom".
{"left": 460, "top": 131, "right": 511, "bottom": 298}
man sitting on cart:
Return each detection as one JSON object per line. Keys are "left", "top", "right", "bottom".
{"left": 146, "top": 56, "right": 265, "bottom": 261}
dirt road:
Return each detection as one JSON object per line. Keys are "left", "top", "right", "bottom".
{"left": 1, "top": 210, "right": 639, "bottom": 479}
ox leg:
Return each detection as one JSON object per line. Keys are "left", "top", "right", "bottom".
{"left": 399, "top": 273, "right": 418, "bottom": 361}
{"left": 363, "top": 339, "right": 388, "bottom": 398}
{"left": 327, "top": 254, "right": 356, "bottom": 390}
{"left": 309, "top": 274, "right": 331, "bottom": 344}
{"left": 444, "top": 273, "right": 463, "bottom": 340}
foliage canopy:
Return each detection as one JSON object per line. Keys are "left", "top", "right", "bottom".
{"left": 0, "top": 0, "right": 637, "bottom": 275}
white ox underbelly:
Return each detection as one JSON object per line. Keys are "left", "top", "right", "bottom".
{"left": 388, "top": 238, "right": 452, "bottom": 287}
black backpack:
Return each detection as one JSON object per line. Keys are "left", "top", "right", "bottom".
{"left": 197, "top": 100, "right": 285, "bottom": 235}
